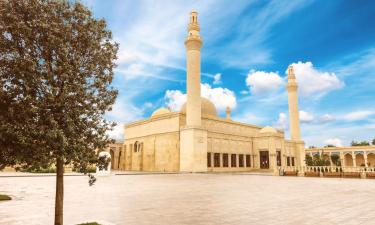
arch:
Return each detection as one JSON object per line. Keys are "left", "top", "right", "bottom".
{"left": 344, "top": 153, "right": 353, "bottom": 167}
{"left": 356, "top": 154, "right": 365, "bottom": 167}
{"left": 110, "top": 149, "right": 115, "bottom": 169}
{"left": 367, "top": 153, "right": 375, "bottom": 167}
{"left": 118, "top": 150, "right": 122, "bottom": 169}
{"left": 134, "top": 141, "right": 139, "bottom": 152}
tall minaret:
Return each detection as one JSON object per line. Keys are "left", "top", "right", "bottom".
{"left": 286, "top": 65, "right": 301, "bottom": 140}
{"left": 185, "top": 10, "right": 202, "bottom": 127}
{"left": 180, "top": 10, "right": 207, "bottom": 172}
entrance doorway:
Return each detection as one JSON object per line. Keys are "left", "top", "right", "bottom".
{"left": 259, "top": 151, "right": 269, "bottom": 169}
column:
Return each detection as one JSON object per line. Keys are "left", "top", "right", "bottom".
{"left": 352, "top": 152, "right": 357, "bottom": 167}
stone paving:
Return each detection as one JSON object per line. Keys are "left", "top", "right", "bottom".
{"left": 0, "top": 173, "right": 375, "bottom": 225}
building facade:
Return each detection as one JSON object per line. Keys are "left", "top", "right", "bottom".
{"left": 305, "top": 146, "right": 375, "bottom": 168}
{"left": 106, "top": 11, "right": 305, "bottom": 172}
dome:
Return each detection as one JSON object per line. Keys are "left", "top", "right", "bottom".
{"left": 180, "top": 97, "right": 217, "bottom": 117}
{"left": 260, "top": 126, "right": 277, "bottom": 134}
{"left": 151, "top": 107, "right": 171, "bottom": 117}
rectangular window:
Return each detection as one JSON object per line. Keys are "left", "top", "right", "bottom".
{"left": 231, "top": 154, "right": 237, "bottom": 167}
{"left": 214, "top": 153, "right": 220, "bottom": 167}
{"left": 239, "top": 154, "right": 244, "bottom": 167}
{"left": 277, "top": 151, "right": 281, "bottom": 166}
{"left": 287, "top": 157, "right": 290, "bottom": 166}
{"left": 292, "top": 157, "right": 295, "bottom": 166}
{"left": 223, "top": 154, "right": 229, "bottom": 167}
{"left": 207, "top": 153, "right": 211, "bottom": 167}
{"left": 246, "top": 155, "right": 251, "bottom": 167}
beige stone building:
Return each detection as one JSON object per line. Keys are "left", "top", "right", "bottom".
{"left": 107, "top": 11, "right": 305, "bottom": 172}
{"left": 305, "top": 146, "right": 375, "bottom": 168}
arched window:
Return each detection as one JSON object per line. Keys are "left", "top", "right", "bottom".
{"left": 118, "top": 151, "right": 122, "bottom": 169}
{"left": 134, "top": 141, "right": 139, "bottom": 152}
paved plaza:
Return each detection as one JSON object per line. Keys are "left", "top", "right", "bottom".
{"left": 0, "top": 173, "right": 375, "bottom": 225}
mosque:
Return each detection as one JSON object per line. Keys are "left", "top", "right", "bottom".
{"left": 107, "top": 11, "right": 305, "bottom": 172}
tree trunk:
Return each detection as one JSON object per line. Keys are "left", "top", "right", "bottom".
{"left": 54, "top": 157, "right": 64, "bottom": 225}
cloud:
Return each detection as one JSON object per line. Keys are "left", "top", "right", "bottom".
{"left": 319, "top": 114, "right": 335, "bottom": 122}
{"left": 164, "top": 83, "right": 237, "bottom": 112}
{"left": 105, "top": 99, "right": 144, "bottom": 140}
{"left": 201, "top": 83, "right": 237, "bottom": 111}
{"left": 341, "top": 110, "right": 375, "bottom": 121}
{"left": 240, "top": 90, "right": 249, "bottom": 95}
{"left": 274, "top": 113, "right": 288, "bottom": 131}
{"left": 324, "top": 138, "right": 343, "bottom": 147}
{"left": 289, "top": 61, "right": 344, "bottom": 97}
{"left": 245, "top": 70, "right": 284, "bottom": 95}
{"left": 233, "top": 113, "right": 264, "bottom": 125}
{"left": 213, "top": 73, "right": 222, "bottom": 85}
{"left": 107, "top": 124, "right": 124, "bottom": 141}
{"left": 164, "top": 90, "right": 186, "bottom": 112}
{"left": 299, "top": 110, "right": 314, "bottom": 123}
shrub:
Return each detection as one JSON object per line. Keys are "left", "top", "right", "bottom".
{"left": 19, "top": 167, "right": 56, "bottom": 173}
{"left": 76, "top": 222, "right": 101, "bottom": 225}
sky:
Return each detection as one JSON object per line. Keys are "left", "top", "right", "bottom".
{"left": 82, "top": 0, "right": 375, "bottom": 147}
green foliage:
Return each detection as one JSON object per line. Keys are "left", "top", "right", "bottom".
{"left": 372, "top": 138, "right": 375, "bottom": 145}
{"left": 97, "top": 155, "right": 111, "bottom": 171}
{"left": 19, "top": 167, "right": 56, "bottom": 173}
{"left": 330, "top": 154, "right": 341, "bottom": 166}
{"left": 351, "top": 141, "right": 370, "bottom": 146}
{"left": 0, "top": 1, "right": 118, "bottom": 224}
{"left": 324, "top": 144, "right": 335, "bottom": 147}
{"left": 72, "top": 166, "right": 96, "bottom": 173}
{"left": 305, "top": 154, "right": 313, "bottom": 166}
{"left": 0, "top": 0, "right": 118, "bottom": 176}
{"left": 0, "top": 194, "right": 12, "bottom": 201}
{"left": 306, "top": 154, "right": 331, "bottom": 166}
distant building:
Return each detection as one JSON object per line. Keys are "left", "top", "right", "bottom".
{"left": 305, "top": 146, "right": 375, "bottom": 167}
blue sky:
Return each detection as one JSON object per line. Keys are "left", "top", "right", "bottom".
{"left": 83, "top": 0, "right": 375, "bottom": 147}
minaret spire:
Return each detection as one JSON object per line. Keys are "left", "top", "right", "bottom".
{"left": 286, "top": 65, "right": 301, "bottom": 141}
{"left": 185, "top": 10, "right": 203, "bottom": 127}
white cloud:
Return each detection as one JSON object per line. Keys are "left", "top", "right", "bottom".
{"left": 107, "top": 124, "right": 124, "bottom": 141}
{"left": 201, "top": 83, "right": 237, "bottom": 111}
{"left": 274, "top": 113, "right": 288, "bottom": 131}
{"left": 164, "top": 83, "right": 237, "bottom": 112}
{"left": 319, "top": 114, "right": 335, "bottom": 122}
{"left": 245, "top": 70, "right": 284, "bottom": 95}
{"left": 164, "top": 90, "right": 186, "bottom": 112}
{"left": 341, "top": 110, "right": 375, "bottom": 121}
{"left": 233, "top": 113, "right": 264, "bottom": 125}
{"left": 105, "top": 99, "right": 144, "bottom": 140}
{"left": 213, "top": 73, "right": 222, "bottom": 85}
{"left": 299, "top": 110, "right": 314, "bottom": 123}
{"left": 289, "top": 61, "right": 344, "bottom": 97}
{"left": 324, "top": 138, "right": 343, "bottom": 147}
{"left": 240, "top": 90, "right": 249, "bottom": 95}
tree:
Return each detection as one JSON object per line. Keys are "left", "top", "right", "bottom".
{"left": 351, "top": 140, "right": 370, "bottom": 146}
{"left": 305, "top": 154, "right": 313, "bottom": 166}
{"left": 324, "top": 144, "right": 335, "bottom": 148}
{"left": 372, "top": 138, "right": 375, "bottom": 145}
{"left": 0, "top": 1, "right": 118, "bottom": 225}
{"left": 330, "top": 154, "right": 340, "bottom": 166}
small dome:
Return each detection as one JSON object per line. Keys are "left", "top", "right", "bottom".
{"left": 151, "top": 107, "right": 171, "bottom": 117}
{"left": 180, "top": 97, "right": 217, "bottom": 117}
{"left": 260, "top": 126, "right": 277, "bottom": 134}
